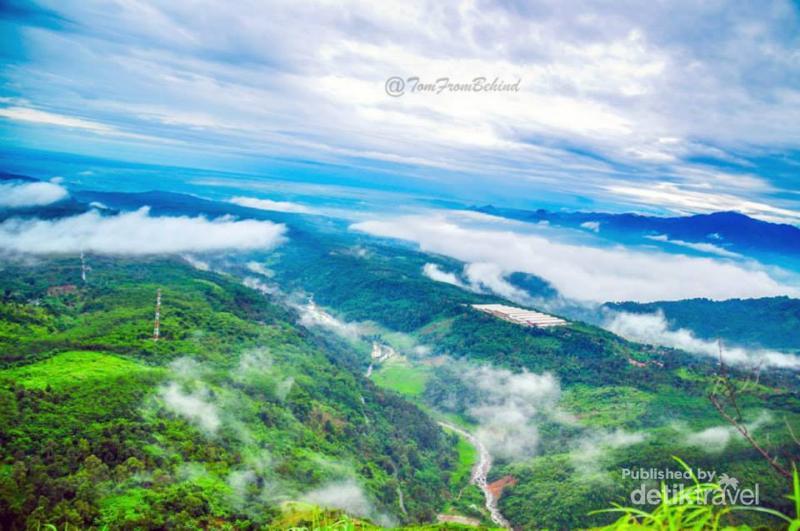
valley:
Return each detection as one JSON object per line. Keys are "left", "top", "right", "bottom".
{"left": 3, "top": 3, "right": 800, "bottom": 528}
{"left": 0, "top": 184, "right": 798, "bottom": 530}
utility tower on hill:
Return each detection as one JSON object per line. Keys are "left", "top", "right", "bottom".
{"left": 153, "top": 288, "right": 162, "bottom": 341}
{"left": 80, "top": 251, "right": 89, "bottom": 284}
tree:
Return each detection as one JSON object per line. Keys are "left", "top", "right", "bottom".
{"left": 709, "top": 341, "right": 798, "bottom": 480}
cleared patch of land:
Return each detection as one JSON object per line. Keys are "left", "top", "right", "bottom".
{"left": 3, "top": 350, "right": 159, "bottom": 389}
{"left": 372, "top": 358, "right": 431, "bottom": 397}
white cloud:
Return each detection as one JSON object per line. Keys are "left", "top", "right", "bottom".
{"left": 232, "top": 349, "right": 293, "bottom": 400}
{"left": 0, "top": 105, "right": 168, "bottom": 143}
{"left": 463, "top": 262, "right": 533, "bottom": 304}
{"left": 605, "top": 311, "right": 800, "bottom": 369}
{"left": 230, "top": 196, "right": 314, "bottom": 214}
{"left": 295, "top": 300, "right": 365, "bottom": 340}
{"left": 422, "top": 261, "right": 534, "bottom": 304}
{"left": 3, "top": 0, "right": 800, "bottom": 232}
{"left": 580, "top": 221, "right": 601, "bottom": 233}
{"left": 421, "top": 263, "right": 466, "bottom": 288}
{"left": 683, "top": 413, "right": 770, "bottom": 453}
{"left": 182, "top": 254, "right": 211, "bottom": 271}
{"left": 645, "top": 234, "right": 740, "bottom": 258}
{"left": 685, "top": 426, "right": 733, "bottom": 452}
{"left": 246, "top": 261, "right": 274, "bottom": 277}
{"left": 352, "top": 213, "right": 799, "bottom": 303}
{"left": 300, "top": 480, "right": 376, "bottom": 520}
{"left": 0, "top": 106, "right": 114, "bottom": 133}
{"left": 571, "top": 428, "right": 647, "bottom": 479}
{"left": 0, "top": 207, "right": 286, "bottom": 255}
{"left": 0, "top": 181, "right": 68, "bottom": 208}
{"left": 5, "top": 1, "right": 800, "bottom": 220}
{"left": 243, "top": 276, "right": 279, "bottom": 296}
{"left": 234, "top": 349, "right": 274, "bottom": 381}
{"left": 461, "top": 365, "right": 561, "bottom": 460}
{"left": 159, "top": 381, "right": 221, "bottom": 433}
{"left": 227, "top": 469, "right": 258, "bottom": 508}
{"left": 608, "top": 182, "right": 800, "bottom": 225}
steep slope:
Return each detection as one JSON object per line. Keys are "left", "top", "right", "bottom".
{"left": 6, "top": 187, "right": 797, "bottom": 529}
{"left": 606, "top": 297, "right": 800, "bottom": 352}
{"left": 0, "top": 257, "right": 457, "bottom": 529}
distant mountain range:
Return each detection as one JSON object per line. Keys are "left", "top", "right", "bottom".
{"left": 474, "top": 205, "right": 800, "bottom": 261}
{"left": 5, "top": 171, "right": 799, "bottom": 262}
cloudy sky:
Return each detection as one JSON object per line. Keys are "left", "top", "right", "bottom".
{"left": 1, "top": 0, "right": 799, "bottom": 219}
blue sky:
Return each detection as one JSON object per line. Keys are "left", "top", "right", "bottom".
{"left": 1, "top": 0, "right": 800, "bottom": 222}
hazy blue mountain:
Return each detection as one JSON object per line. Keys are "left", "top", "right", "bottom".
{"left": 474, "top": 205, "right": 800, "bottom": 262}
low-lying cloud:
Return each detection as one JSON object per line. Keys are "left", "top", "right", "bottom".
{"left": 182, "top": 254, "right": 211, "bottom": 271}
{"left": 682, "top": 412, "right": 770, "bottom": 453}
{"left": 645, "top": 234, "right": 740, "bottom": 258}
{"left": 0, "top": 181, "right": 68, "bottom": 208}
{"left": 459, "top": 365, "right": 561, "bottom": 460}
{"left": 230, "top": 196, "right": 314, "bottom": 214}
{"left": 571, "top": 428, "right": 647, "bottom": 479}
{"left": 580, "top": 221, "right": 601, "bottom": 233}
{"left": 423, "top": 261, "right": 535, "bottom": 305}
{"left": 0, "top": 207, "right": 286, "bottom": 255}
{"left": 422, "top": 263, "right": 467, "bottom": 289}
{"left": 300, "top": 480, "right": 374, "bottom": 519}
{"left": 243, "top": 276, "right": 279, "bottom": 296}
{"left": 246, "top": 261, "right": 274, "bottom": 277}
{"left": 352, "top": 213, "right": 798, "bottom": 303}
{"left": 463, "top": 262, "right": 534, "bottom": 305}
{"left": 294, "top": 299, "right": 365, "bottom": 341}
{"left": 160, "top": 381, "right": 221, "bottom": 433}
{"left": 605, "top": 310, "right": 800, "bottom": 369}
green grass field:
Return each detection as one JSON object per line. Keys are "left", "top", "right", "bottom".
{"left": 450, "top": 435, "right": 477, "bottom": 488}
{"left": 2, "top": 350, "right": 159, "bottom": 390}
{"left": 372, "top": 360, "right": 431, "bottom": 397}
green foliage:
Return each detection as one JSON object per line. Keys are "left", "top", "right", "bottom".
{"left": 561, "top": 386, "right": 654, "bottom": 428}
{"left": 0, "top": 257, "right": 458, "bottom": 529}
{"left": 3, "top": 351, "right": 161, "bottom": 390}
{"left": 269, "top": 234, "right": 483, "bottom": 332}
{"left": 420, "top": 311, "right": 661, "bottom": 388}
{"left": 593, "top": 457, "right": 800, "bottom": 530}
{"left": 2, "top": 235, "right": 798, "bottom": 530}
{"left": 274, "top": 502, "right": 485, "bottom": 530}
{"left": 372, "top": 362, "right": 431, "bottom": 398}
{"left": 450, "top": 437, "right": 477, "bottom": 489}
{"left": 607, "top": 297, "right": 800, "bottom": 352}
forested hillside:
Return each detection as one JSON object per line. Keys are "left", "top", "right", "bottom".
{"left": 0, "top": 257, "right": 458, "bottom": 529}
{"left": 606, "top": 297, "right": 800, "bottom": 352}
{"left": 2, "top": 188, "right": 799, "bottom": 530}
{"left": 260, "top": 230, "right": 800, "bottom": 529}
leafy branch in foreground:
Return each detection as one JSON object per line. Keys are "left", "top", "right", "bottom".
{"left": 591, "top": 457, "right": 800, "bottom": 530}
{"left": 709, "top": 341, "right": 798, "bottom": 480}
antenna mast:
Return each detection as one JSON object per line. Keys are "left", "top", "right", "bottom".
{"left": 153, "top": 288, "right": 162, "bottom": 341}
{"left": 80, "top": 251, "right": 89, "bottom": 284}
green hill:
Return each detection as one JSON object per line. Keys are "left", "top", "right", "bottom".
{"left": 606, "top": 297, "right": 800, "bottom": 352}
{"left": 0, "top": 257, "right": 457, "bottom": 529}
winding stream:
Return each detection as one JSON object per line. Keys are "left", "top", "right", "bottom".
{"left": 438, "top": 422, "right": 511, "bottom": 529}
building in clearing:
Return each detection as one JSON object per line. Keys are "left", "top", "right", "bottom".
{"left": 472, "top": 303, "right": 567, "bottom": 328}
{"left": 47, "top": 284, "right": 78, "bottom": 297}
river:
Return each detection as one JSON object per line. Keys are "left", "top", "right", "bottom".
{"left": 438, "top": 422, "right": 511, "bottom": 529}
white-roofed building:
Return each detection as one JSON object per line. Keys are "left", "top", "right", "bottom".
{"left": 471, "top": 303, "right": 567, "bottom": 328}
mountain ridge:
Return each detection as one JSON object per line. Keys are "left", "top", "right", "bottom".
{"left": 473, "top": 205, "right": 800, "bottom": 259}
